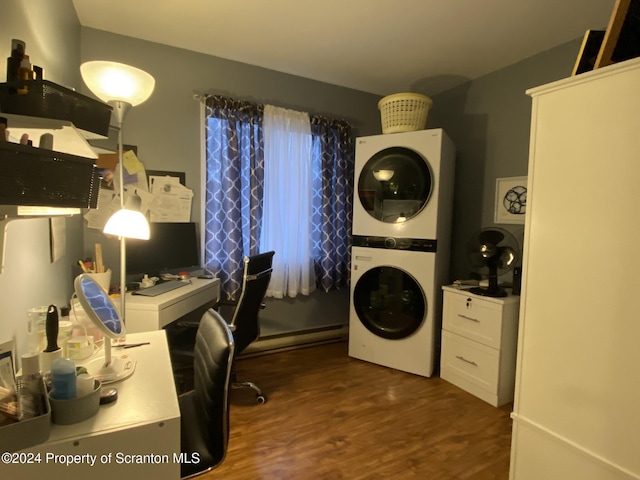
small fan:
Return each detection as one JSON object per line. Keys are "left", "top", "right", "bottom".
{"left": 466, "top": 227, "right": 520, "bottom": 297}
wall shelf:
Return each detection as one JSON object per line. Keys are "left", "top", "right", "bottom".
{"left": 0, "top": 142, "right": 99, "bottom": 209}
{"left": 0, "top": 79, "right": 111, "bottom": 211}
{"left": 2, "top": 113, "right": 100, "bottom": 159}
{"left": 0, "top": 80, "right": 112, "bottom": 138}
{"left": 0, "top": 79, "right": 112, "bottom": 273}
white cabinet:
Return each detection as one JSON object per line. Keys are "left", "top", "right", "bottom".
{"left": 509, "top": 58, "right": 640, "bottom": 479}
{"left": 440, "top": 285, "right": 519, "bottom": 407}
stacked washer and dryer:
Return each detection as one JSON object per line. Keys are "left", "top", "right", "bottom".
{"left": 348, "top": 129, "right": 455, "bottom": 377}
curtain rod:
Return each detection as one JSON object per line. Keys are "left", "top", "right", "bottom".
{"left": 194, "top": 92, "right": 352, "bottom": 128}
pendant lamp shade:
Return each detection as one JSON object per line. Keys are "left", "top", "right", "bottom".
{"left": 80, "top": 61, "right": 155, "bottom": 106}
{"left": 103, "top": 208, "right": 150, "bottom": 240}
{"left": 102, "top": 192, "right": 150, "bottom": 240}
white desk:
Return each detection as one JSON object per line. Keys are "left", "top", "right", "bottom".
{"left": 11, "top": 330, "right": 180, "bottom": 479}
{"left": 125, "top": 278, "right": 220, "bottom": 333}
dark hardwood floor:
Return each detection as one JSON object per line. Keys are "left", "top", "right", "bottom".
{"left": 201, "top": 341, "right": 513, "bottom": 480}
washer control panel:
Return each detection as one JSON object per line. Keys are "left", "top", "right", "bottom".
{"left": 353, "top": 235, "right": 437, "bottom": 252}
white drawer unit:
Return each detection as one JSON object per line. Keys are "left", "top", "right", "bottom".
{"left": 440, "top": 285, "right": 520, "bottom": 407}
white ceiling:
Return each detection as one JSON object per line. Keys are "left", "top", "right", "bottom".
{"left": 72, "top": 0, "right": 615, "bottom": 96}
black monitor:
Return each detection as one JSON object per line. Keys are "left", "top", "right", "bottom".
{"left": 126, "top": 222, "right": 201, "bottom": 281}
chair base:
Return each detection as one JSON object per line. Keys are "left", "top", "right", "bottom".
{"left": 231, "top": 379, "right": 267, "bottom": 404}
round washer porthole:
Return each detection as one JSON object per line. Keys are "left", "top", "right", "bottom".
{"left": 353, "top": 266, "right": 426, "bottom": 340}
{"left": 358, "top": 146, "right": 433, "bottom": 224}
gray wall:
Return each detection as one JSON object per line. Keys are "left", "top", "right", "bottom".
{"left": 77, "top": 28, "right": 383, "bottom": 329}
{"left": 0, "top": 0, "right": 587, "bottom": 357}
{"left": 428, "top": 39, "right": 583, "bottom": 281}
{"left": 78, "top": 28, "right": 585, "bottom": 288}
{"left": 78, "top": 27, "right": 383, "bottom": 280}
{"left": 0, "top": 0, "right": 83, "bottom": 363}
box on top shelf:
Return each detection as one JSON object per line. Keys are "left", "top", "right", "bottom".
{"left": 0, "top": 80, "right": 112, "bottom": 138}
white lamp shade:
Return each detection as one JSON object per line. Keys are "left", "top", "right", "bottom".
{"left": 80, "top": 61, "right": 155, "bottom": 106}
{"left": 103, "top": 209, "right": 150, "bottom": 240}
{"left": 373, "top": 169, "right": 394, "bottom": 181}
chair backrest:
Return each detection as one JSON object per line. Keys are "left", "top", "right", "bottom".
{"left": 229, "top": 251, "right": 275, "bottom": 354}
{"left": 192, "top": 309, "right": 235, "bottom": 466}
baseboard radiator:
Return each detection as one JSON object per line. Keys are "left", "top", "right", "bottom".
{"left": 241, "top": 325, "right": 348, "bottom": 357}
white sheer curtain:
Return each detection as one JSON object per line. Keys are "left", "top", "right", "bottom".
{"left": 260, "top": 105, "right": 315, "bottom": 298}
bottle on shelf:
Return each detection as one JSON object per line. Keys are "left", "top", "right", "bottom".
{"left": 17, "top": 352, "right": 45, "bottom": 419}
{"left": 6, "top": 38, "right": 25, "bottom": 83}
{"left": 17, "top": 54, "right": 33, "bottom": 94}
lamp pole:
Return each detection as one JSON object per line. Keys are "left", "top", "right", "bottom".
{"left": 111, "top": 100, "right": 132, "bottom": 325}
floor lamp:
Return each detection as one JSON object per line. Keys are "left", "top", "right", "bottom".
{"left": 80, "top": 61, "right": 155, "bottom": 379}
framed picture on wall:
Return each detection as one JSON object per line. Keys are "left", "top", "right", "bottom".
{"left": 572, "top": 29, "right": 606, "bottom": 75}
{"left": 595, "top": 0, "right": 640, "bottom": 69}
{"left": 494, "top": 176, "right": 527, "bottom": 224}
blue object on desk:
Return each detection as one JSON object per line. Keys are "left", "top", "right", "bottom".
{"left": 132, "top": 280, "right": 189, "bottom": 297}
{"left": 50, "top": 358, "right": 76, "bottom": 400}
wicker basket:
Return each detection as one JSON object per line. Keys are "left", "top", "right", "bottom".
{"left": 378, "top": 93, "right": 432, "bottom": 134}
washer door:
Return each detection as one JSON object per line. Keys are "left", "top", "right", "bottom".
{"left": 357, "top": 146, "right": 433, "bottom": 224}
{"left": 353, "top": 265, "right": 426, "bottom": 339}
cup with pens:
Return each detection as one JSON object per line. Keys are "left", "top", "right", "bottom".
{"left": 78, "top": 243, "right": 111, "bottom": 293}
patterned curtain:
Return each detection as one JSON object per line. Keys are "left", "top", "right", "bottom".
{"left": 203, "top": 95, "right": 354, "bottom": 298}
{"left": 203, "top": 96, "right": 264, "bottom": 300}
{"left": 310, "top": 116, "right": 354, "bottom": 292}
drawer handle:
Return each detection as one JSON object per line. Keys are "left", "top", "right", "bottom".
{"left": 455, "top": 355, "right": 478, "bottom": 367}
{"left": 457, "top": 314, "right": 480, "bottom": 323}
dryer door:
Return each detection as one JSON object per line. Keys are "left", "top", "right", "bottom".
{"left": 358, "top": 146, "right": 433, "bottom": 224}
{"left": 353, "top": 265, "right": 426, "bottom": 339}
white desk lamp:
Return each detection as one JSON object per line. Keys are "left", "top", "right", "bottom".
{"left": 80, "top": 61, "right": 154, "bottom": 378}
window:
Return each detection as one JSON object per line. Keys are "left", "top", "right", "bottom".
{"left": 203, "top": 95, "right": 354, "bottom": 300}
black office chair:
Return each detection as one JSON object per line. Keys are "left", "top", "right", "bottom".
{"left": 169, "top": 251, "right": 274, "bottom": 403}
{"left": 225, "top": 250, "right": 274, "bottom": 404}
{"left": 178, "top": 308, "right": 234, "bottom": 479}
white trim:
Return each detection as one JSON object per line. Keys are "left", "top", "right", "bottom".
{"left": 526, "top": 57, "right": 640, "bottom": 98}
{"left": 511, "top": 414, "right": 640, "bottom": 480}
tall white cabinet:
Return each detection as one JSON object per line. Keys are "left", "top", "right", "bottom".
{"left": 509, "top": 58, "right": 640, "bottom": 479}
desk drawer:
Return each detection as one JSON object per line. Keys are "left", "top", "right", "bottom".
{"left": 126, "top": 279, "right": 220, "bottom": 332}
{"left": 443, "top": 292, "right": 503, "bottom": 348}
{"left": 158, "top": 287, "right": 217, "bottom": 328}
{"left": 440, "top": 330, "right": 499, "bottom": 395}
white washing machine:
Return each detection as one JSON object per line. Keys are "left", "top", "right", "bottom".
{"left": 353, "top": 129, "right": 455, "bottom": 241}
{"left": 348, "top": 245, "right": 448, "bottom": 377}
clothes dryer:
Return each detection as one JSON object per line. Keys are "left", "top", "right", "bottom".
{"left": 348, "top": 243, "right": 448, "bottom": 377}
{"left": 353, "top": 129, "right": 455, "bottom": 241}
